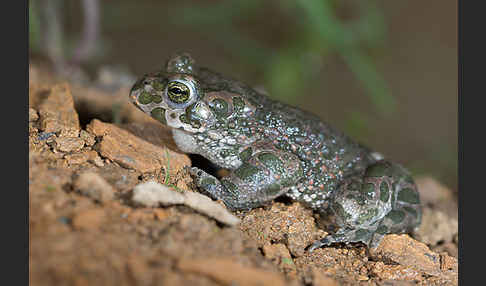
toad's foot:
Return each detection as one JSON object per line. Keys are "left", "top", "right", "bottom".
{"left": 308, "top": 161, "right": 421, "bottom": 252}
{"left": 308, "top": 227, "right": 380, "bottom": 252}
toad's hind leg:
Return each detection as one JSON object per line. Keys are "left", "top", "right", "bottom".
{"left": 308, "top": 160, "right": 421, "bottom": 252}
{"left": 190, "top": 150, "right": 304, "bottom": 210}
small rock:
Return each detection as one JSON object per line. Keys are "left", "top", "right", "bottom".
{"left": 370, "top": 234, "right": 441, "bottom": 276}
{"left": 37, "top": 131, "right": 57, "bottom": 142}
{"left": 87, "top": 119, "right": 190, "bottom": 173}
{"left": 37, "top": 83, "right": 80, "bottom": 137}
{"left": 73, "top": 172, "right": 115, "bottom": 203}
{"left": 71, "top": 208, "right": 106, "bottom": 230}
{"left": 64, "top": 153, "right": 90, "bottom": 165}
{"left": 132, "top": 181, "right": 185, "bottom": 207}
{"left": 29, "top": 108, "right": 39, "bottom": 122}
{"left": 414, "top": 208, "right": 458, "bottom": 246}
{"left": 177, "top": 258, "right": 287, "bottom": 286}
{"left": 85, "top": 150, "right": 104, "bottom": 167}
{"left": 132, "top": 181, "right": 240, "bottom": 226}
{"left": 65, "top": 150, "right": 104, "bottom": 166}
{"left": 54, "top": 137, "right": 85, "bottom": 153}
{"left": 93, "top": 157, "right": 105, "bottom": 167}
{"left": 79, "top": 130, "right": 96, "bottom": 146}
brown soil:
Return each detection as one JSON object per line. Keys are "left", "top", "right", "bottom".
{"left": 29, "top": 64, "right": 458, "bottom": 286}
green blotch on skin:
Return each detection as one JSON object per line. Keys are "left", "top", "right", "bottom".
{"left": 152, "top": 94, "right": 162, "bottom": 103}
{"left": 190, "top": 120, "right": 201, "bottom": 129}
{"left": 152, "top": 80, "right": 166, "bottom": 91}
{"left": 151, "top": 107, "right": 167, "bottom": 124}
{"left": 354, "top": 229, "right": 370, "bottom": 240}
{"left": 376, "top": 225, "right": 388, "bottom": 234}
{"left": 390, "top": 182, "right": 398, "bottom": 206}
{"left": 222, "top": 180, "right": 237, "bottom": 193}
{"left": 379, "top": 181, "right": 390, "bottom": 202}
{"left": 346, "top": 194, "right": 356, "bottom": 200}
{"left": 184, "top": 103, "right": 202, "bottom": 128}
{"left": 267, "top": 183, "right": 281, "bottom": 195}
{"left": 257, "top": 152, "right": 283, "bottom": 171}
{"left": 358, "top": 208, "right": 378, "bottom": 224}
{"left": 366, "top": 163, "right": 389, "bottom": 177}
{"left": 234, "top": 163, "right": 260, "bottom": 180}
{"left": 210, "top": 98, "right": 229, "bottom": 118}
{"left": 355, "top": 196, "right": 367, "bottom": 206}
{"left": 220, "top": 149, "right": 236, "bottom": 158}
{"left": 333, "top": 203, "right": 351, "bottom": 219}
{"left": 397, "top": 188, "right": 420, "bottom": 204}
{"left": 179, "top": 114, "right": 191, "bottom": 124}
{"left": 232, "top": 96, "right": 245, "bottom": 111}
{"left": 386, "top": 210, "right": 405, "bottom": 224}
{"left": 239, "top": 147, "right": 252, "bottom": 162}
{"left": 361, "top": 183, "right": 375, "bottom": 199}
{"left": 348, "top": 181, "right": 360, "bottom": 192}
{"left": 402, "top": 174, "right": 415, "bottom": 185}
{"left": 321, "top": 149, "right": 333, "bottom": 160}
{"left": 138, "top": 91, "right": 153, "bottom": 104}
{"left": 279, "top": 163, "right": 303, "bottom": 187}
{"left": 403, "top": 206, "right": 418, "bottom": 218}
{"left": 200, "top": 177, "right": 217, "bottom": 188}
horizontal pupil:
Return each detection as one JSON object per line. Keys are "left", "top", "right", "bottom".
{"left": 170, "top": 87, "right": 187, "bottom": 95}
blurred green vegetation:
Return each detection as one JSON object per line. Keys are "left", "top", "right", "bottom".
{"left": 170, "top": 0, "right": 395, "bottom": 116}
{"left": 29, "top": 1, "right": 40, "bottom": 53}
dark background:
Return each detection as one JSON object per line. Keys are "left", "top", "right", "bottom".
{"left": 29, "top": 0, "right": 457, "bottom": 190}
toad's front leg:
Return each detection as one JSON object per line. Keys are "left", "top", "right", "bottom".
{"left": 190, "top": 150, "right": 303, "bottom": 210}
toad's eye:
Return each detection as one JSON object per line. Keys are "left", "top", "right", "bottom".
{"left": 167, "top": 81, "right": 190, "bottom": 104}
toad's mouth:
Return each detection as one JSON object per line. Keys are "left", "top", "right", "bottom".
{"left": 129, "top": 93, "right": 144, "bottom": 112}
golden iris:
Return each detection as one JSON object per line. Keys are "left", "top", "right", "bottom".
{"left": 167, "top": 81, "right": 190, "bottom": 104}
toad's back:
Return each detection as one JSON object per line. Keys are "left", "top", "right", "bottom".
{"left": 252, "top": 99, "right": 378, "bottom": 209}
